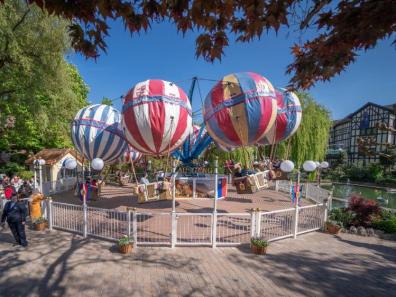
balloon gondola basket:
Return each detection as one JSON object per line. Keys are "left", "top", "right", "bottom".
{"left": 233, "top": 172, "right": 269, "bottom": 195}
{"left": 135, "top": 181, "right": 172, "bottom": 203}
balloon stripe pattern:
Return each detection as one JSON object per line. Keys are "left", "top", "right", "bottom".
{"left": 122, "top": 79, "right": 192, "bottom": 155}
{"left": 258, "top": 88, "right": 302, "bottom": 145}
{"left": 203, "top": 72, "right": 277, "bottom": 148}
{"left": 71, "top": 104, "right": 128, "bottom": 163}
{"left": 122, "top": 145, "right": 142, "bottom": 163}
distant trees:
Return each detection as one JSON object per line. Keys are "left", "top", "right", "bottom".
{"left": 101, "top": 97, "right": 114, "bottom": 106}
{"left": 0, "top": 0, "right": 89, "bottom": 151}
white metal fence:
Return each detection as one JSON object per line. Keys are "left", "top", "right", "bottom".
{"left": 274, "top": 180, "right": 331, "bottom": 204}
{"left": 45, "top": 200, "right": 326, "bottom": 247}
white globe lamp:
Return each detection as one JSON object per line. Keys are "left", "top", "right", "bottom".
{"left": 65, "top": 159, "right": 77, "bottom": 170}
{"left": 303, "top": 160, "right": 317, "bottom": 172}
{"left": 280, "top": 160, "right": 294, "bottom": 173}
{"left": 320, "top": 161, "right": 329, "bottom": 169}
{"left": 91, "top": 158, "right": 104, "bottom": 171}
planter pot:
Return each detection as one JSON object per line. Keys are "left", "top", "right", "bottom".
{"left": 118, "top": 243, "right": 133, "bottom": 254}
{"left": 251, "top": 245, "right": 267, "bottom": 255}
{"left": 34, "top": 222, "right": 46, "bottom": 231}
{"left": 326, "top": 223, "right": 341, "bottom": 234}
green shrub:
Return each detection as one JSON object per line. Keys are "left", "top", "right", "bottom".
{"left": 18, "top": 170, "right": 34, "bottom": 180}
{"left": 251, "top": 238, "right": 269, "bottom": 248}
{"left": 0, "top": 162, "right": 25, "bottom": 177}
{"left": 372, "top": 217, "right": 396, "bottom": 234}
{"left": 329, "top": 208, "right": 354, "bottom": 228}
{"left": 117, "top": 235, "right": 133, "bottom": 246}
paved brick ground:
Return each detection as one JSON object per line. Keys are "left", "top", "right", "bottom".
{"left": 51, "top": 184, "right": 312, "bottom": 213}
{"left": 1, "top": 228, "right": 395, "bottom": 297}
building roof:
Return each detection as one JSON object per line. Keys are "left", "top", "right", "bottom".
{"left": 25, "top": 148, "right": 83, "bottom": 165}
{"left": 332, "top": 101, "right": 396, "bottom": 128}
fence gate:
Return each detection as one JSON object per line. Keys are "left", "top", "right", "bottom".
{"left": 135, "top": 212, "right": 172, "bottom": 245}
{"left": 175, "top": 213, "right": 213, "bottom": 246}
{"left": 216, "top": 213, "right": 252, "bottom": 246}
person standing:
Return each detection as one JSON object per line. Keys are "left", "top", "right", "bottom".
{"left": 1, "top": 193, "right": 28, "bottom": 247}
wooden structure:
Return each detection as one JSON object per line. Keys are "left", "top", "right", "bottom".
{"left": 135, "top": 181, "right": 172, "bottom": 203}
{"left": 234, "top": 171, "right": 269, "bottom": 194}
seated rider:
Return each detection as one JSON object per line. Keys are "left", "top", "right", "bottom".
{"left": 139, "top": 172, "right": 150, "bottom": 185}
{"left": 234, "top": 166, "right": 243, "bottom": 178}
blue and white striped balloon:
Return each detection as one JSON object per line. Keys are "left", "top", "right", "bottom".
{"left": 71, "top": 104, "right": 128, "bottom": 163}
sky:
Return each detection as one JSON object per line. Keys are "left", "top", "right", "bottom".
{"left": 68, "top": 20, "right": 396, "bottom": 121}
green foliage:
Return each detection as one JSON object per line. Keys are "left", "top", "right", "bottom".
{"left": 18, "top": 170, "right": 33, "bottom": 180}
{"left": 287, "top": 92, "right": 331, "bottom": 170}
{"left": 372, "top": 217, "right": 396, "bottom": 234}
{"left": 118, "top": 235, "right": 133, "bottom": 246}
{"left": 0, "top": 162, "right": 24, "bottom": 176}
{"left": 204, "top": 145, "right": 256, "bottom": 173}
{"left": 379, "top": 148, "right": 396, "bottom": 171}
{"left": 250, "top": 238, "right": 269, "bottom": 248}
{"left": 101, "top": 97, "right": 113, "bottom": 106}
{"left": 0, "top": 0, "right": 89, "bottom": 151}
{"left": 346, "top": 164, "right": 384, "bottom": 183}
{"left": 329, "top": 208, "right": 354, "bottom": 228}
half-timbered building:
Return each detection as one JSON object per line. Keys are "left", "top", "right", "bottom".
{"left": 328, "top": 102, "right": 396, "bottom": 166}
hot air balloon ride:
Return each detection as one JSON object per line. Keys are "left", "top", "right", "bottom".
{"left": 203, "top": 72, "right": 277, "bottom": 148}
{"left": 258, "top": 88, "right": 302, "bottom": 145}
{"left": 71, "top": 104, "right": 128, "bottom": 164}
{"left": 122, "top": 79, "right": 193, "bottom": 156}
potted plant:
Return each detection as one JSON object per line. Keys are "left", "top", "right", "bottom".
{"left": 325, "top": 220, "right": 342, "bottom": 234}
{"left": 32, "top": 216, "right": 47, "bottom": 231}
{"left": 118, "top": 235, "right": 133, "bottom": 254}
{"left": 250, "top": 238, "right": 269, "bottom": 255}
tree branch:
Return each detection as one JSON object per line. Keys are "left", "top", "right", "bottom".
{"left": 300, "top": 0, "right": 331, "bottom": 30}
{"left": 0, "top": 89, "right": 16, "bottom": 97}
{"left": 12, "top": 8, "right": 31, "bottom": 32}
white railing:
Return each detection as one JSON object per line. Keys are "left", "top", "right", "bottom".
{"left": 176, "top": 213, "right": 212, "bottom": 245}
{"left": 216, "top": 213, "right": 252, "bottom": 245}
{"left": 86, "top": 206, "right": 128, "bottom": 241}
{"left": 51, "top": 202, "right": 83, "bottom": 233}
{"left": 136, "top": 212, "right": 172, "bottom": 245}
{"left": 48, "top": 201, "right": 326, "bottom": 247}
{"left": 274, "top": 181, "right": 331, "bottom": 205}
{"left": 297, "top": 204, "right": 325, "bottom": 234}
{"left": 275, "top": 180, "right": 292, "bottom": 193}
{"left": 305, "top": 183, "right": 330, "bottom": 204}
{"left": 259, "top": 208, "right": 295, "bottom": 241}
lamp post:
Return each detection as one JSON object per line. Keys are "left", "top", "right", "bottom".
{"left": 280, "top": 160, "right": 317, "bottom": 239}
{"left": 317, "top": 161, "right": 329, "bottom": 186}
{"left": 33, "top": 159, "right": 46, "bottom": 193}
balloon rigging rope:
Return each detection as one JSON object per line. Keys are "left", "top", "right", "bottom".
{"left": 286, "top": 138, "right": 292, "bottom": 160}
{"left": 165, "top": 116, "right": 175, "bottom": 174}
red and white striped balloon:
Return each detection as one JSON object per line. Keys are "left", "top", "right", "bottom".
{"left": 122, "top": 79, "right": 193, "bottom": 156}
